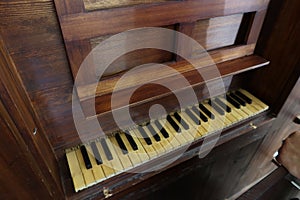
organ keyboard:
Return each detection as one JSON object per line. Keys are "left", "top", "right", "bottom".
{"left": 66, "top": 89, "right": 269, "bottom": 192}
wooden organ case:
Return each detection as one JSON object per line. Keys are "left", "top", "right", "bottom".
{"left": 0, "top": 0, "right": 299, "bottom": 199}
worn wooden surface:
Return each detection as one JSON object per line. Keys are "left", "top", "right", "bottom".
{"left": 79, "top": 55, "right": 269, "bottom": 118}
{"left": 55, "top": 0, "right": 268, "bottom": 85}
{"left": 229, "top": 0, "right": 300, "bottom": 197}
{"left": 1, "top": 0, "right": 299, "bottom": 199}
{"left": 57, "top": 0, "right": 269, "bottom": 41}
{"left": 0, "top": 0, "right": 77, "bottom": 149}
{"left": 0, "top": 35, "right": 63, "bottom": 199}
{"left": 193, "top": 14, "right": 243, "bottom": 51}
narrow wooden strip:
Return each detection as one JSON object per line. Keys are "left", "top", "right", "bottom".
{"left": 83, "top": 0, "right": 173, "bottom": 11}
{"left": 77, "top": 44, "right": 256, "bottom": 99}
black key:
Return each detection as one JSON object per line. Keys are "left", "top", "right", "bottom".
{"left": 91, "top": 142, "right": 102, "bottom": 165}
{"left": 226, "top": 94, "right": 240, "bottom": 109}
{"left": 100, "top": 138, "right": 113, "bottom": 161}
{"left": 230, "top": 93, "right": 246, "bottom": 106}
{"left": 208, "top": 99, "right": 225, "bottom": 115}
{"left": 186, "top": 109, "right": 200, "bottom": 125}
{"left": 192, "top": 106, "right": 208, "bottom": 122}
{"left": 199, "top": 103, "right": 215, "bottom": 119}
{"left": 115, "top": 133, "right": 128, "bottom": 154}
{"left": 154, "top": 121, "right": 169, "bottom": 138}
{"left": 124, "top": 131, "right": 138, "bottom": 151}
{"left": 174, "top": 112, "right": 189, "bottom": 130}
{"left": 147, "top": 124, "right": 161, "bottom": 142}
{"left": 215, "top": 97, "right": 231, "bottom": 113}
{"left": 167, "top": 115, "right": 181, "bottom": 133}
{"left": 138, "top": 126, "right": 152, "bottom": 145}
{"left": 80, "top": 145, "right": 92, "bottom": 169}
{"left": 235, "top": 91, "right": 252, "bottom": 104}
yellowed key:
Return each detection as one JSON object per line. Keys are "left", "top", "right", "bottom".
{"left": 182, "top": 108, "right": 209, "bottom": 136}
{"left": 234, "top": 90, "right": 262, "bottom": 112}
{"left": 189, "top": 108, "right": 214, "bottom": 134}
{"left": 148, "top": 123, "right": 174, "bottom": 152}
{"left": 154, "top": 120, "right": 181, "bottom": 149}
{"left": 95, "top": 140, "right": 115, "bottom": 178}
{"left": 247, "top": 102, "right": 263, "bottom": 113}
{"left": 127, "top": 129, "right": 150, "bottom": 162}
{"left": 109, "top": 136, "right": 133, "bottom": 170}
{"left": 209, "top": 99, "right": 239, "bottom": 124}
{"left": 233, "top": 92, "right": 262, "bottom": 113}
{"left": 143, "top": 126, "right": 166, "bottom": 156}
{"left": 228, "top": 93, "right": 258, "bottom": 116}
{"left": 162, "top": 118, "right": 189, "bottom": 145}
{"left": 170, "top": 115, "right": 195, "bottom": 143}
{"left": 195, "top": 105, "right": 222, "bottom": 131}
{"left": 132, "top": 129, "right": 158, "bottom": 159}
{"left": 180, "top": 111, "right": 205, "bottom": 138}
{"left": 85, "top": 145, "right": 106, "bottom": 183}
{"left": 202, "top": 102, "right": 231, "bottom": 127}
{"left": 239, "top": 89, "right": 269, "bottom": 110}
{"left": 218, "top": 97, "right": 248, "bottom": 120}
{"left": 66, "top": 150, "right": 86, "bottom": 192}
{"left": 75, "top": 148, "right": 96, "bottom": 187}
{"left": 102, "top": 137, "right": 125, "bottom": 173}
{"left": 119, "top": 132, "right": 141, "bottom": 166}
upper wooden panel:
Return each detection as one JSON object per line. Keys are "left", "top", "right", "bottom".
{"left": 56, "top": 0, "right": 269, "bottom": 41}
{"left": 83, "top": 0, "right": 176, "bottom": 11}
{"left": 54, "top": 0, "right": 270, "bottom": 123}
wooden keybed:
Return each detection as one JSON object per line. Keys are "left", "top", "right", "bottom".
{"left": 66, "top": 89, "right": 269, "bottom": 192}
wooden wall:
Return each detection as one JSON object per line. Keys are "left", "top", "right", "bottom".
{"left": 0, "top": 0, "right": 78, "bottom": 150}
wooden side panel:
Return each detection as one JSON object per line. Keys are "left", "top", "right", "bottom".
{"left": 229, "top": 0, "right": 300, "bottom": 196}
{"left": 0, "top": 101, "right": 52, "bottom": 199}
{"left": 0, "top": 36, "right": 63, "bottom": 198}
{"left": 0, "top": 0, "right": 77, "bottom": 150}
{"left": 245, "top": 0, "right": 300, "bottom": 114}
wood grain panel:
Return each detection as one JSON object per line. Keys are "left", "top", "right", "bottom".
{"left": 77, "top": 55, "right": 269, "bottom": 128}
{"left": 0, "top": 35, "right": 63, "bottom": 198}
{"left": 0, "top": 0, "right": 76, "bottom": 151}
{"left": 83, "top": 0, "right": 175, "bottom": 11}
{"left": 192, "top": 14, "right": 243, "bottom": 52}
{"left": 57, "top": 0, "right": 269, "bottom": 41}
{"left": 245, "top": 0, "right": 300, "bottom": 114}
{"left": 77, "top": 44, "right": 256, "bottom": 100}
{"left": 89, "top": 25, "right": 175, "bottom": 77}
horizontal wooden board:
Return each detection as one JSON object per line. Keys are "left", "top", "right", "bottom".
{"left": 83, "top": 0, "right": 175, "bottom": 11}
{"left": 78, "top": 54, "right": 269, "bottom": 121}
{"left": 58, "top": 0, "right": 269, "bottom": 41}
{"left": 77, "top": 44, "right": 255, "bottom": 100}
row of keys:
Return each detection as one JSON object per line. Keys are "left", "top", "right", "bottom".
{"left": 66, "top": 89, "right": 269, "bottom": 192}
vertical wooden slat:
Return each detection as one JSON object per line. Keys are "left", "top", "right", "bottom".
{"left": 246, "top": 10, "right": 267, "bottom": 44}
{"left": 176, "top": 22, "right": 195, "bottom": 61}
